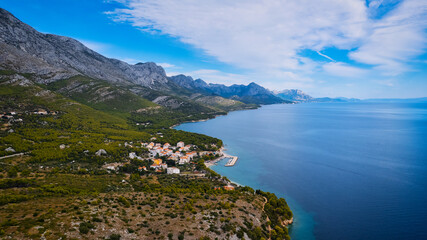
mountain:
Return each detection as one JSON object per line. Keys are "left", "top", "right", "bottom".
{"left": 0, "top": 9, "right": 295, "bottom": 240}
{"left": 274, "top": 89, "right": 313, "bottom": 102}
{"left": 0, "top": 8, "right": 262, "bottom": 118}
{"left": 0, "top": 8, "right": 171, "bottom": 89}
{"left": 362, "top": 97, "right": 427, "bottom": 103}
{"left": 169, "top": 74, "right": 288, "bottom": 104}
{"left": 314, "top": 97, "right": 360, "bottom": 103}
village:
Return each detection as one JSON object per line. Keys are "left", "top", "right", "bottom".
{"left": 0, "top": 109, "right": 239, "bottom": 191}
{"left": 102, "top": 140, "right": 238, "bottom": 191}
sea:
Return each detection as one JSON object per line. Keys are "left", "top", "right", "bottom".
{"left": 175, "top": 102, "right": 427, "bottom": 240}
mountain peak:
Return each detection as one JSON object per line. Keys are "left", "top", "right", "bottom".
{"left": 274, "top": 89, "right": 313, "bottom": 102}
{"left": 0, "top": 8, "right": 170, "bottom": 88}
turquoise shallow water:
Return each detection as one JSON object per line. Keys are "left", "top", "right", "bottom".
{"left": 176, "top": 102, "right": 427, "bottom": 240}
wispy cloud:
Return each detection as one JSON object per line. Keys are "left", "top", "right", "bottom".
{"left": 158, "top": 62, "right": 176, "bottom": 68}
{"left": 104, "top": 0, "right": 427, "bottom": 91}
{"left": 316, "top": 51, "right": 335, "bottom": 62}
{"left": 105, "top": 0, "right": 369, "bottom": 71}
{"left": 350, "top": 0, "right": 427, "bottom": 75}
{"left": 323, "top": 62, "right": 368, "bottom": 77}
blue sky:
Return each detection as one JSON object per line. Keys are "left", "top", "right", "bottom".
{"left": 1, "top": 0, "right": 426, "bottom": 98}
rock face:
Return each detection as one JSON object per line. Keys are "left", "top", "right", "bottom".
{"left": 95, "top": 149, "right": 107, "bottom": 156}
{"left": 169, "top": 74, "right": 286, "bottom": 105}
{"left": 274, "top": 89, "right": 314, "bottom": 102}
{"left": 0, "top": 8, "right": 169, "bottom": 89}
{"left": 0, "top": 8, "right": 290, "bottom": 109}
{"left": 5, "top": 147, "right": 15, "bottom": 152}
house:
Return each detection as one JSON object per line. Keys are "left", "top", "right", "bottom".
{"left": 163, "top": 143, "right": 170, "bottom": 149}
{"left": 149, "top": 147, "right": 162, "bottom": 157}
{"left": 165, "top": 149, "right": 173, "bottom": 155}
{"left": 149, "top": 150, "right": 157, "bottom": 157}
{"left": 177, "top": 141, "right": 185, "bottom": 148}
{"left": 138, "top": 166, "right": 147, "bottom": 171}
{"left": 129, "top": 152, "right": 137, "bottom": 159}
{"left": 167, "top": 167, "right": 180, "bottom": 174}
{"left": 34, "top": 109, "right": 48, "bottom": 115}
{"left": 106, "top": 166, "right": 116, "bottom": 171}
{"left": 147, "top": 142, "right": 155, "bottom": 149}
{"left": 183, "top": 145, "right": 191, "bottom": 151}
{"left": 169, "top": 152, "right": 182, "bottom": 160}
{"left": 153, "top": 159, "right": 162, "bottom": 165}
{"left": 186, "top": 151, "right": 197, "bottom": 158}
{"left": 223, "top": 185, "right": 235, "bottom": 191}
{"left": 178, "top": 156, "right": 190, "bottom": 165}
{"left": 103, "top": 162, "right": 124, "bottom": 171}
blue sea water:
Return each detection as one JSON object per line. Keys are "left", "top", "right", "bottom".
{"left": 176, "top": 102, "right": 427, "bottom": 240}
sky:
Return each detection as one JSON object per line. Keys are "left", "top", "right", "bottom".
{"left": 1, "top": 0, "right": 426, "bottom": 98}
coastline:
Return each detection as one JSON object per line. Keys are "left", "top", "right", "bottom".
{"left": 173, "top": 104, "right": 295, "bottom": 235}
{"left": 169, "top": 105, "right": 263, "bottom": 129}
{"left": 173, "top": 104, "right": 316, "bottom": 239}
{"left": 169, "top": 114, "right": 226, "bottom": 129}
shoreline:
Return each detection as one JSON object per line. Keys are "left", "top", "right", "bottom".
{"left": 170, "top": 105, "right": 264, "bottom": 129}
{"left": 204, "top": 147, "right": 226, "bottom": 168}
{"left": 173, "top": 104, "right": 295, "bottom": 233}
{"left": 169, "top": 114, "right": 225, "bottom": 129}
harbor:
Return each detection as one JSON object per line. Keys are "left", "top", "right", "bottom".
{"left": 224, "top": 154, "right": 238, "bottom": 167}
{"left": 204, "top": 149, "right": 239, "bottom": 167}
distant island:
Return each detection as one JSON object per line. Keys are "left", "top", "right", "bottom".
{"left": 0, "top": 8, "right": 293, "bottom": 240}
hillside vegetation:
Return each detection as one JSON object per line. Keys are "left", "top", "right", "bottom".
{"left": 0, "top": 72, "right": 292, "bottom": 240}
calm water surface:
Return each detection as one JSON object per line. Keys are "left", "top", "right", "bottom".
{"left": 176, "top": 102, "right": 427, "bottom": 240}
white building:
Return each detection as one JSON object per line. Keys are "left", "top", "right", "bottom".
{"left": 177, "top": 141, "right": 185, "bottom": 148}
{"left": 129, "top": 152, "right": 137, "bottom": 159}
{"left": 178, "top": 156, "right": 190, "bottom": 165}
{"left": 167, "top": 167, "right": 180, "bottom": 174}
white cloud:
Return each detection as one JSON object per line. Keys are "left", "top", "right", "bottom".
{"left": 317, "top": 51, "right": 335, "bottom": 62}
{"left": 323, "top": 62, "right": 368, "bottom": 77}
{"left": 157, "top": 62, "right": 176, "bottom": 68}
{"left": 105, "top": 0, "right": 368, "bottom": 71}
{"left": 350, "top": 0, "right": 427, "bottom": 75}
{"left": 105, "top": 0, "right": 427, "bottom": 91}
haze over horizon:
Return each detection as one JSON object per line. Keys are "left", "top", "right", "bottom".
{"left": 1, "top": 0, "right": 426, "bottom": 99}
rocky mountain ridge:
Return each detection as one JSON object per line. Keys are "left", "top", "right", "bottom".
{"left": 274, "top": 89, "right": 314, "bottom": 102}
{"left": 0, "top": 8, "right": 169, "bottom": 89}
{"left": 169, "top": 74, "right": 287, "bottom": 104}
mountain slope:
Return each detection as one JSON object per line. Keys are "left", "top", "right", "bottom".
{"left": 46, "top": 75, "right": 158, "bottom": 117}
{"left": 274, "top": 89, "right": 313, "bottom": 102}
{"left": 0, "top": 8, "right": 260, "bottom": 114}
{"left": 0, "top": 8, "right": 169, "bottom": 89}
{"left": 169, "top": 75, "right": 288, "bottom": 105}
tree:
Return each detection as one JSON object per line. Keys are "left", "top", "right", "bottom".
{"left": 7, "top": 166, "right": 18, "bottom": 178}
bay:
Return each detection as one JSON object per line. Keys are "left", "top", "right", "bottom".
{"left": 176, "top": 102, "right": 427, "bottom": 240}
